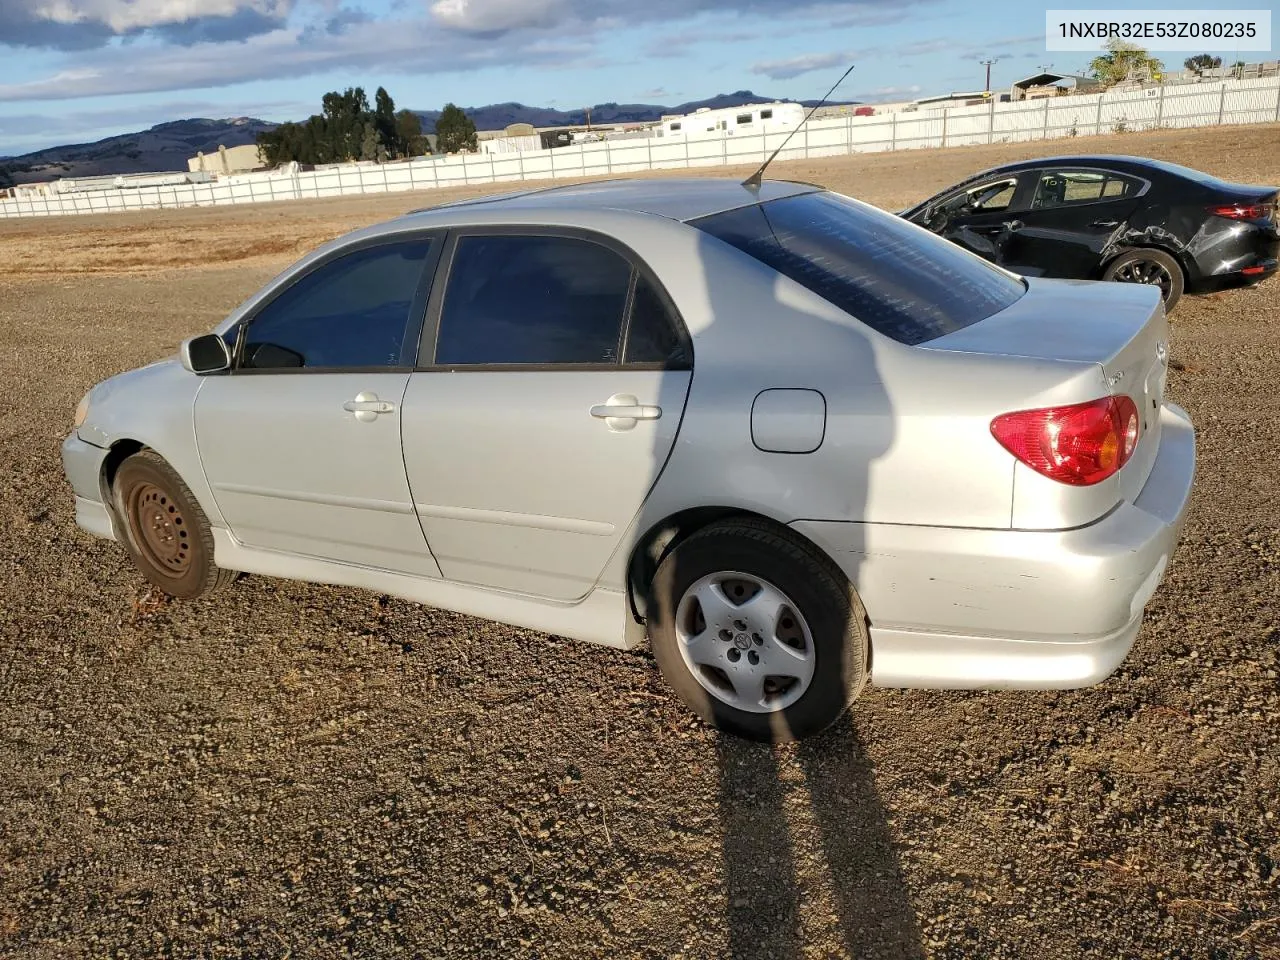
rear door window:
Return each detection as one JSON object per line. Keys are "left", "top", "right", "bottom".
{"left": 693, "top": 191, "right": 1026, "bottom": 345}
{"left": 1030, "top": 169, "right": 1143, "bottom": 209}
{"left": 433, "top": 234, "right": 633, "bottom": 366}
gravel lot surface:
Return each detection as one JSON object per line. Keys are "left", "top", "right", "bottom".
{"left": 1, "top": 125, "right": 1278, "bottom": 959}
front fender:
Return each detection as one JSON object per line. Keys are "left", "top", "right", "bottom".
{"left": 80, "top": 358, "right": 226, "bottom": 529}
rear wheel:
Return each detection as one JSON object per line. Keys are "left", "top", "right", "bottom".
{"left": 113, "top": 450, "right": 235, "bottom": 599}
{"left": 646, "top": 518, "right": 868, "bottom": 742}
{"left": 1102, "top": 248, "right": 1185, "bottom": 313}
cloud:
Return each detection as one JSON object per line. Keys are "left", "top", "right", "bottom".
{"left": 752, "top": 52, "right": 851, "bottom": 81}
{"left": 850, "top": 84, "right": 922, "bottom": 102}
{"left": 0, "top": 0, "right": 293, "bottom": 48}
{"left": 429, "top": 0, "right": 939, "bottom": 36}
{"left": 0, "top": 17, "right": 593, "bottom": 101}
{"left": 429, "top": 0, "right": 568, "bottom": 34}
{"left": 1, "top": 0, "right": 947, "bottom": 100}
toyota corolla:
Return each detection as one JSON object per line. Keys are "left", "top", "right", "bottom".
{"left": 61, "top": 178, "right": 1196, "bottom": 741}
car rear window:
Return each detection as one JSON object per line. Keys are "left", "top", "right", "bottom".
{"left": 692, "top": 191, "right": 1026, "bottom": 345}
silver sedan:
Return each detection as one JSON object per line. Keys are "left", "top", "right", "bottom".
{"left": 61, "top": 178, "right": 1196, "bottom": 741}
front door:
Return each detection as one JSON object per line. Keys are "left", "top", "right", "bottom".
{"left": 401, "top": 231, "right": 693, "bottom": 601}
{"left": 915, "top": 173, "right": 1027, "bottom": 267}
{"left": 1002, "top": 167, "right": 1146, "bottom": 280}
{"left": 195, "top": 235, "right": 443, "bottom": 576}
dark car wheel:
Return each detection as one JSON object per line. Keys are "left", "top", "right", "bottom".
{"left": 113, "top": 450, "right": 236, "bottom": 599}
{"left": 1103, "top": 248, "right": 1185, "bottom": 313}
{"left": 646, "top": 517, "right": 869, "bottom": 743}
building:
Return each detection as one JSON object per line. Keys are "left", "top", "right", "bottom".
{"left": 908, "top": 91, "right": 1011, "bottom": 112}
{"left": 15, "top": 170, "right": 212, "bottom": 196}
{"left": 654, "top": 102, "right": 806, "bottom": 138}
{"left": 188, "top": 143, "right": 264, "bottom": 175}
{"left": 1009, "top": 72, "right": 1103, "bottom": 102}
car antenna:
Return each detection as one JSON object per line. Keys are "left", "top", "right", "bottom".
{"left": 742, "top": 63, "right": 855, "bottom": 190}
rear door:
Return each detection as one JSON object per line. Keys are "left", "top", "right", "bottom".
{"left": 194, "top": 234, "right": 444, "bottom": 576}
{"left": 400, "top": 229, "right": 693, "bottom": 601}
{"left": 1003, "top": 167, "right": 1147, "bottom": 279}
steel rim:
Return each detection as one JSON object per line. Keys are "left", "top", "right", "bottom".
{"left": 1114, "top": 257, "right": 1174, "bottom": 301}
{"left": 127, "top": 482, "right": 191, "bottom": 576}
{"left": 674, "top": 571, "right": 816, "bottom": 714}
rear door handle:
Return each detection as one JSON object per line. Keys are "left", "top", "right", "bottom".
{"left": 1091, "top": 219, "right": 1120, "bottom": 228}
{"left": 591, "top": 393, "right": 661, "bottom": 431}
{"left": 343, "top": 391, "right": 395, "bottom": 422}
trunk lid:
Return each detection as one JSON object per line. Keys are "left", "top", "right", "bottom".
{"left": 921, "top": 276, "right": 1170, "bottom": 504}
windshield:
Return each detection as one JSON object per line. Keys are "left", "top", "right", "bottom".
{"left": 692, "top": 191, "right": 1026, "bottom": 345}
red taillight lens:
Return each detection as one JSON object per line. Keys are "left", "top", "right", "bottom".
{"left": 991, "top": 396, "right": 1140, "bottom": 486}
{"left": 1208, "top": 202, "right": 1275, "bottom": 222}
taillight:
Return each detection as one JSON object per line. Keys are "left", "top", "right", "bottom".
{"left": 991, "top": 396, "right": 1140, "bottom": 486}
{"left": 1208, "top": 202, "right": 1275, "bottom": 222}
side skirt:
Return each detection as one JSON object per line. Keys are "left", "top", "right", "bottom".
{"left": 211, "top": 528, "right": 634, "bottom": 650}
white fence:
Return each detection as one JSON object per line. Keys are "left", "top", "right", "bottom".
{"left": 4, "top": 77, "right": 1279, "bottom": 220}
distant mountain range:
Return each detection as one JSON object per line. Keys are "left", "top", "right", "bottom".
{"left": 1, "top": 91, "right": 852, "bottom": 184}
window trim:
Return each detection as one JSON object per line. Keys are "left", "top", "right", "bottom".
{"left": 1024, "top": 165, "right": 1152, "bottom": 211}
{"left": 228, "top": 230, "right": 446, "bottom": 376}
{"left": 415, "top": 225, "right": 694, "bottom": 373}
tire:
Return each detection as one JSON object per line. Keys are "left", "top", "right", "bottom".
{"left": 646, "top": 517, "right": 869, "bottom": 743}
{"left": 112, "top": 449, "right": 236, "bottom": 599}
{"left": 1102, "top": 247, "right": 1185, "bottom": 313}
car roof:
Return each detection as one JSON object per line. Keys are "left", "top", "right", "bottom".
{"left": 987, "top": 154, "right": 1165, "bottom": 171}
{"left": 402, "top": 177, "right": 825, "bottom": 224}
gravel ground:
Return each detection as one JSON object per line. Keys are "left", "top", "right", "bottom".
{"left": 1, "top": 126, "right": 1278, "bottom": 959}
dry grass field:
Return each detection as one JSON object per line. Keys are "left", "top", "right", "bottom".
{"left": 1, "top": 123, "right": 1278, "bottom": 959}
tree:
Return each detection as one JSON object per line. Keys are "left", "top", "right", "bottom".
{"left": 1089, "top": 39, "right": 1164, "bottom": 87}
{"left": 374, "top": 87, "right": 398, "bottom": 158}
{"left": 255, "top": 85, "right": 423, "bottom": 166}
{"left": 1184, "top": 54, "right": 1222, "bottom": 73}
{"left": 360, "top": 123, "right": 380, "bottom": 162}
{"left": 436, "top": 103, "right": 477, "bottom": 154}
{"left": 322, "top": 86, "right": 371, "bottom": 161}
{"left": 394, "top": 108, "right": 428, "bottom": 157}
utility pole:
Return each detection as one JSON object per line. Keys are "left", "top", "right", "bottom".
{"left": 980, "top": 57, "right": 1000, "bottom": 92}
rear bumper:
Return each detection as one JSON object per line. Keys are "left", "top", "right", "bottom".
{"left": 61, "top": 432, "right": 117, "bottom": 541}
{"left": 793, "top": 402, "right": 1196, "bottom": 689}
{"left": 1192, "top": 257, "right": 1278, "bottom": 293}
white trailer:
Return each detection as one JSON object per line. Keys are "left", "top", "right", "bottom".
{"left": 655, "top": 102, "right": 806, "bottom": 140}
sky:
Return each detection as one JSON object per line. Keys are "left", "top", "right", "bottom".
{"left": 0, "top": 0, "right": 1274, "bottom": 156}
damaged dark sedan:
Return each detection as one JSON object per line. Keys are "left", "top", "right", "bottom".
{"left": 901, "top": 155, "right": 1279, "bottom": 312}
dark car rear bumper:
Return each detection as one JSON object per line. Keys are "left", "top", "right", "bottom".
{"left": 1192, "top": 257, "right": 1279, "bottom": 293}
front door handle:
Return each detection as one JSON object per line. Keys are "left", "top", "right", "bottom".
{"left": 343, "top": 391, "right": 395, "bottom": 422}
{"left": 1002, "top": 219, "right": 1024, "bottom": 232}
{"left": 1091, "top": 219, "right": 1120, "bottom": 228}
{"left": 590, "top": 393, "right": 662, "bottom": 431}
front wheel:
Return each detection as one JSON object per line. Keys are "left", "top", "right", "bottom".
{"left": 113, "top": 450, "right": 236, "bottom": 599}
{"left": 646, "top": 518, "right": 869, "bottom": 742}
{"left": 1102, "top": 248, "right": 1185, "bottom": 313}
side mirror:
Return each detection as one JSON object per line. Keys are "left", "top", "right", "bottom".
{"left": 180, "top": 333, "right": 231, "bottom": 374}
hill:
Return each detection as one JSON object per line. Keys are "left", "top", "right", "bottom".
{"left": 0, "top": 118, "right": 279, "bottom": 185}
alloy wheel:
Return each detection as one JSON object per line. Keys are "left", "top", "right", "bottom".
{"left": 674, "top": 571, "right": 816, "bottom": 713}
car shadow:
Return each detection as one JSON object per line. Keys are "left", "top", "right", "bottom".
{"left": 637, "top": 213, "right": 920, "bottom": 956}
{"left": 715, "top": 718, "right": 924, "bottom": 959}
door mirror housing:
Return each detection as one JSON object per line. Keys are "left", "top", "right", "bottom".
{"left": 180, "top": 333, "right": 232, "bottom": 374}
